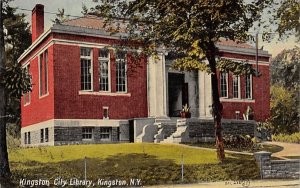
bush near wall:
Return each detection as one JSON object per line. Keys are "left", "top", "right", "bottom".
{"left": 272, "top": 133, "right": 300, "bottom": 144}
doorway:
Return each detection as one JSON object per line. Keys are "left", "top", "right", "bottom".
{"left": 168, "top": 73, "right": 189, "bottom": 117}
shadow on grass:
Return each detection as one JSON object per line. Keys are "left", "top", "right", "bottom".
{"left": 10, "top": 153, "right": 259, "bottom": 186}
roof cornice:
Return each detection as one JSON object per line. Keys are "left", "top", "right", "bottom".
{"left": 18, "top": 24, "right": 271, "bottom": 63}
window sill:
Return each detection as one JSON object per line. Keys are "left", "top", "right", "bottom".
{"left": 24, "top": 103, "right": 30, "bottom": 107}
{"left": 39, "top": 93, "right": 49, "bottom": 99}
{"left": 220, "top": 98, "right": 255, "bottom": 103}
{"left": 79, "top": 91, "right": 131, "bottom": 97}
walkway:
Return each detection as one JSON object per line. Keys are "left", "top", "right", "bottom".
{"left": 148, "top": 179, "right": 300, "bottom": 188}
{"left": 264, "top": 141, "right": 300, "bottom": 159}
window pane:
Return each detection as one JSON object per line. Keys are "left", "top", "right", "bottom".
{"left": 233, "top": 76, "right": 239, "bottom": 98}
{"left": 220, "top": 72, "right": 227, "bottom": 97}
{"left": 82, "top": 127, "right": 93, "bottom": 139}
{"left": 116, "top": 55, "right": 127, "bottom": 92}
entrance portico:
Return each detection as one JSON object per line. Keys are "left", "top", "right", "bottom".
{"left": 147, "top": 53, "right": 213, "bottom": 119}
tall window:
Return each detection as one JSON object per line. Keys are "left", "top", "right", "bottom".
{"left": 116, "top": 52, "right": 127, "bottom": 92}
{"left": 99, "top": 49, "right": 110, "bottom": 91}
{"left": 80, "top": 48, "right": 92, "bottom": 91}
{"left": 24, "top": 64, "right": 31, "bottom": 105}
{"left": 39, "top": 50, "right": 48, "bottom": 96}
{"left": 232, "top": 75, "right": 240, "bottom": 98}
{"left": 82, "top": 127, "right": 93, "bottom": 140}
{"left": 220, "top": 72, "right": 228, "bottom": 97}
{"left": 245, "top": 74, "right": 253, "bottom": 99}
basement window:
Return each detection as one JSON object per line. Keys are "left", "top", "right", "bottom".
{"left": 45, "top": 128, "right": 49, "bottom": 142}
{"left": 100, "top": 127, "right": 111, "bottom": 140}
{"left": 40, "top": 129, "right": 44, "bottom": 143}
{"left": 82, "top": 127, "right": 93, "bottom": 140}
{"left": 24, "top": 132, "right": 27, "bottom": 145}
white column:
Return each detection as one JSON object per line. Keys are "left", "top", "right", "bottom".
{"left": 198, "top": 71, "right": 213, "bottom": 119}
{"left": 148, "top": 53, "right": 168, "bottom": 118}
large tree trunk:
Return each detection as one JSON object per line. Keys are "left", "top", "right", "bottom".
{"left": 0, "top": 0, "right": 11, "bottom": 179}
{"left": 207, "top": 42, "right": 225, "bottom": 162}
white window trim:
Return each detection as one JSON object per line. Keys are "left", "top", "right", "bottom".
{"left": 232, "top": 75, "right": 241, "bottom": 99}
{"left": 78, "top": 91, "right": 131, "bottom": 97}
{"left": 98, "top": 49, "right": 111, "bottom": 92}
{"left": 80, "top": 48, "right": 93, "bottom": 91}
{"left": 38, "top": 50, "right": 49, "bottom": 98}
{"left": 245, "top": 74, "right": 253, "bottom": 99}
{"left": 24, "top": 92, "right": 31, "bottom": 106}
{"left": 23, "top": 64, "right": 31, "bottom": 106}
{"left": 82, "top": 127, "right": 94, "bottom": 141}
{"left": 116, "top": 54, "right": 127, "bottom": 93}
{"left": 220, "top": 72, "right": 228, "bottom": 98}
{"left": 100, "top": 127, "right": 111, "bottom": 141}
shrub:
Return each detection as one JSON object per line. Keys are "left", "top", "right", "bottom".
{"left": 223, "top": 134, "right": 256, "bottom": 151}
{"left": 272, "top": 132, "right": 300, "bottom": 143}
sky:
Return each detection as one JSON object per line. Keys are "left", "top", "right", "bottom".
{"left": 10, "top": 0, "right": 299, "bottom": 57}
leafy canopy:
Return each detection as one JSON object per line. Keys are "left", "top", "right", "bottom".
{"left": 90, "top": 0, "right": 269, "bottom": 74}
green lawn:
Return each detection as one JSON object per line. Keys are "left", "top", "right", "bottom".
{"left": 8, "top": 143, "right": 260, "bottom": 186}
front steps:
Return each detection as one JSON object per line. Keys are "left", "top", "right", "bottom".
{"left": 137, "top": 118, "right": 189, "bottom": 144}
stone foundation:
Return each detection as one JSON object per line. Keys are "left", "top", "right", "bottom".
{"left": 188, "top": 119, "right": 255, "bottom": 143}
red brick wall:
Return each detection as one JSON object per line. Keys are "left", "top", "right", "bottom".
{"left": 53, "top": 43, "right": 148, "bottom": 120}
{"left": 219, "top": 64, "right": 270, "bottom": 121}
{"left": 21, "top": 45, "right": 55, "bottom": 127}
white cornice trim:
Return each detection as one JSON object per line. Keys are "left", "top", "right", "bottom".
{"left": 18, "top": 29, "right": 51, "bottom": 63}
{"left": 217, "top": 44, "right": 271, "bottom": 58}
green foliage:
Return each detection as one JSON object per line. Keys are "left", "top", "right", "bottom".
{"left": 276, "top": 0, "right": 300, "bottom": 41}
{"left": 223, "top": 134, "right": 257, "bottom": 151}
{"left": 270, "top": 86, "right": 299, "bottom": 135}
{"left": 3, "top": 5, "right": 31, "bottom": 62}
{"left": 1, "top": 3, "right": 32, "bottom": 126}
{"left": 269, "top": 47, "right": 299, "bottom": 135}
{"left": 272, "top": 132, "right": 300, "bottom": 143}
{"left": 51, "top": 8, "right": 70, "bottom": 24}
{"left": 88, "top": 0, "right": 268, "bottom": 75}
{"left": 270, "top": 46, "right": 300, "bottom": 89}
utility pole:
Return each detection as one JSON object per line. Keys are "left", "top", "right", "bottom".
{"left": 255, "top": 33, "right": 259, "bottom": 76}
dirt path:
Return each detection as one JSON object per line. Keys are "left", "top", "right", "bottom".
{"left": 264, "top": 141, "right": 300, "bottom": 159}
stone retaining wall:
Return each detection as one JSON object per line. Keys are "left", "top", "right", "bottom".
{"left": 254, "top": 151, "right": 300, "bottom": 179}
{"left": 188, "top": 119, "right": 255, "bottom": 143}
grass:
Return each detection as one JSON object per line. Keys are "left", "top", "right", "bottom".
{"left": 7, "top": 143, "right": 260, "bottom": 187}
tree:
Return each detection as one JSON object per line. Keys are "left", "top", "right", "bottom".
{"left": 90, "top": 0, "right": 267, "bottom": 161}
{"left": 270, "top": 46, "right": 300, "bottom": 89}
{"left": 52, "top": 8, "right": 70, "bottom": 24}
{"left": 0, "top": 0, "right": 31, "bottom": 180}
{"left": 270, "top": 86, "right": 299, "bottom": 134}
{"left": 270, "top": 47, "right": 300, "bottom": 135}
{"left": 3, "top": 4, "right": 31, "bottom": 128}
{"left": 0, "top": 0, "right": 11, "bottom": 179}
{"left": 260, "top": 0, "right": 300, "bottom": 41}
